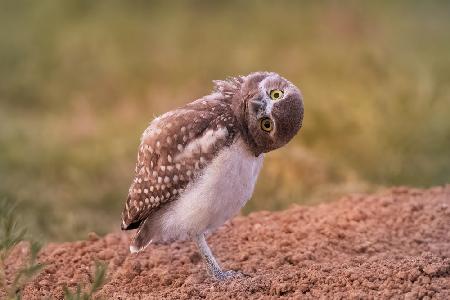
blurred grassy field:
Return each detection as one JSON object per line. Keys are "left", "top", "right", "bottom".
{"left": 1, "top": 1, "right": 449, "bottom": 241}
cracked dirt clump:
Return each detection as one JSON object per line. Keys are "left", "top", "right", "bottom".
{"left": 4, "top": 186, "right": 450, "bottom": 299}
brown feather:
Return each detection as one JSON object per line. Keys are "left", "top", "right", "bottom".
{"left": 121, "top": 97, "right": 238, "bottom": 230}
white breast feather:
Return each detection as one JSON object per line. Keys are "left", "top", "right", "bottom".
{"left": 156, "top": 138, "right": 263, "bottom": 241}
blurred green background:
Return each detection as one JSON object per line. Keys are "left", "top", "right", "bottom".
{"left": 1, "top": 0, "right": 449, "bottom": 241}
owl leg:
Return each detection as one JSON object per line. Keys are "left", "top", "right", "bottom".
{"left": 194, "top": 233, "right": 238, "bottom": 280}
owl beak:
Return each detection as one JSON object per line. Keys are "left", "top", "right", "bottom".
{"left": 248, "top": 98, "right": 269, "bottom": 119}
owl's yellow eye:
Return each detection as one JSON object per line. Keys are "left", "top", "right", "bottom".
{"left": 260, "top": 117, "right": 274, "bottom": 132}
{"left": 270, "top": 89, "right": 284, "bottom": 100}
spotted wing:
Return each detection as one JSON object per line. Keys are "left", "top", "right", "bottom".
{"left": 121, "top": 98, "right": 238, "bottom": 230}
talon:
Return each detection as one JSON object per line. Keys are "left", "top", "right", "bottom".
{"left": 213, "top": 270, "right": 242, "bottom": 280}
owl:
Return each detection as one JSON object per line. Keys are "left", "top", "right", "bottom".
{"left": 121, "top": 71, "right": 304, "bottom": 280}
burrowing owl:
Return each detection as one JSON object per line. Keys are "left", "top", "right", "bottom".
{"left": 121, "top": 72, "right": 304, "bottom": 280}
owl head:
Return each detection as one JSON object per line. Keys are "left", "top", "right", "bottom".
{"left": 223, "top": 72, "right": 304, "bottom": 156}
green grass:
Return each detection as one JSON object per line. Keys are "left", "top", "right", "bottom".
{"left": 1, "top": 1, "right": 449, "bottom": 241}
{"left": 63, "top": 261, "right": 107, "bottom": 300}
{"left": 0, "top": 198, "right": 43, "bottom": 299}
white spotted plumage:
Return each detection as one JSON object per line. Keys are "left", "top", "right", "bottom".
{"left": 121, "top": 91, "right": 241, "bottom": 245}
{"left": 130, "top": 138, "right": 263, "bottom": 251}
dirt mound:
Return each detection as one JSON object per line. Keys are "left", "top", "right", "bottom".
{"left": 4, "top": 186, "right": 450, "bottom": 299}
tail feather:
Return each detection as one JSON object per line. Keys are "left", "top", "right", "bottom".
{"left": 130, "top": 217, "right": 157, "bottom": 253}
{"left": 130, "top": 244, "right": 142, "bottom": 253}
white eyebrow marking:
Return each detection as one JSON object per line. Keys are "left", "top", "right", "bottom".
{"left": 258, "top": 74, "right": 287, "bottom": 116}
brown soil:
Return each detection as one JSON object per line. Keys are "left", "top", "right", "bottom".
{"left": 3, "top": 186, "right": 450, "bottom": 299}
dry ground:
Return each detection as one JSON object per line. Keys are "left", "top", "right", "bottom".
{"left": 3, "top": 186, "right": 450, "bottom": 299}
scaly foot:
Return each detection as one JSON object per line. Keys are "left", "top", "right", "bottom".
{"left": 212, "top": 269, "right": 244, "bottom": 281}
